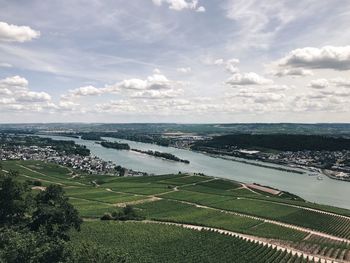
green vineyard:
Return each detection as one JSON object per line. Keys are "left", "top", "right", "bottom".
{"left": 2, "top": 160, "right": 350, "bottom": 262}
{"left": 71, "top": 221, "right": 315, "bottom": 263}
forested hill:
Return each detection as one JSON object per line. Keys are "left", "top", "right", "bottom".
{"left": 191, "top": 134, "right": 350, "bottom": 151}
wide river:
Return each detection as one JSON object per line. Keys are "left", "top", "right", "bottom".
{"left": 41, "top": 135, "right": 350, "bottom": 209}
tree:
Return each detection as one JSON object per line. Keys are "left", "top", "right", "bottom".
{"left": 0, "top": 170, "right": 32, "bottom": 226}
{"left": 0, "top": 228, "right": 67, "bottom": 263}
{"left": 30, "top": 185, "right": 82, "bottom": 240}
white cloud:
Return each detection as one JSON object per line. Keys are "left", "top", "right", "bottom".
{"left": 16, "top": 91, "right": 51, "bottom": 102}
{"left": 153, "top": 68, "right": 161, "bottom": 74}
{"left": 225, "top": 58, "right": 240, "bottom": 74}
{"left": 152, "top": 0, "right": 163, "bottom": 6}
{"left": 331, "top": 78, "right": 350, "bottom": 88}
{"left": 226, "top": 72, "right": 273, "bottom": 86}
{"left": 196, "top": 6, "right": 205, "bottom": 12}
{"left": 213, "top": 59, "right": 224, "bottom": 65}
{"left": 0, "top": 21, "right": 40, "bottom": 42}
{"left": 177, "top": 67, "right": 191, "bottom": 73}
{"left": 277, "top": 46, "right": 350, "bottom": 71}
{"left": 0, "top": 98, "right": 16, "bottom": 105}
{"left": 0, "top": 88, "right": 11, "bottom": 95}
{"left": 0, "top": 75, "right": 28, "bottom": 89}
{"left": 131, "top": 88, "right": 183, "bottom": 99}
{"left": 95, "top": 100, "right": 136, "bottom": 113}
{"left": 274, "top": 68, "right": 313, "bottom": 77}
{"left": 212, "top": 58, "right": 240, "bottom": 73}
{"left": 309, "top": 79, "right": 329, "bottom": 89}
{"left": 62, "top": 72, "right": 183, "bottom": 101}
{"left": 0, "top": 62, "right": 12, "bottom": 68}
{"left": 152, "top": 0, "right": 205, "bottom": 12}
{"left": 68, "top": 85, "right": 103, "bottom": 97}
{"left": 0, "top": 76, "right": 52, "bottom": 111}
{"left": 223, "top": 0, "right": 298, "bottom": 51}
{"left": 308, "top": 78, "right": 350, "bottom": 90}
{"left": 120, "top": 73, "right": 179, "bottom": 91}
{"left": 57, "top": 101, "right": 80, "bottom": 111}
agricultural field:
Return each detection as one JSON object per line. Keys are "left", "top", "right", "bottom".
{"left": 71, "top": 221, "right": 314, "bottom": 263}
{"left": 135, "top": 199, "right": 306, "bottom": 241}
{"left": 1, "top": 159, "right": 350, "bottom": 262}
{"left": 288, "top": 234, "right": 350, "bottom": 261}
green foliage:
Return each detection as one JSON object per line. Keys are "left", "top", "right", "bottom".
{"left": 0, "top": 171, "right": 83, "bottom": 263}
{"left": 30, "top": 185, "right": 82, "bottom": 240}
{"left": 192, "top": 133, "right": 350, "bottom": 151}
{"left": 80, "top": 133, "right": 102, "bottom": 141}
{"left": 132, "top": 149, "right": 190, "bottom": 163}
{"left": 100, "top": 141, "right": 130, "bottom": 150}
{"left": 0, "top": 170, "right": 32, "bottom": 226}
{"left": 0, "top": 227, "right": 67, "bottom": 263}
{"left": 115, "top": 165, "right": 127, "bottom": 176}
{"left": 101, "top": 205, "right": 144, "bottom": 221}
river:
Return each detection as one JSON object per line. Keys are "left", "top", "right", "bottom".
{"left": 40, "top": 135, "right": 350, "bottom": 209}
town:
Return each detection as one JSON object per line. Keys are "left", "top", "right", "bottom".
{"left": 198, "top": 146, "right": 350, "bottom": 181}
{"left": 0, "top": 143, "right": 146, "bottom": 177}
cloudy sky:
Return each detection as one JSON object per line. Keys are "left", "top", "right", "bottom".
{"left": 0, "top": 0, "right": 350, "bottom": 123}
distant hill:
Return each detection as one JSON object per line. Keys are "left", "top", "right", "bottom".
{"left": 192, "top": 134, "right": 350, "bottom": 151}
{"left": 1, "top": 123, "right": 350, "bottom": 136}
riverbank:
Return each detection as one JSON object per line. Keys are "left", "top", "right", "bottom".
{"left": 36, "top": 134, "right": 350, "bottom": 209}
{"left": 199, "top": 150, "right": 350, "bottom": 183}
{"left": 204, "top": 153, "right": 305, "bottom": 175}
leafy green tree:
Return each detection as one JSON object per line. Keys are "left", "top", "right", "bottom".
{"left": 0, "top": 170, "right": 32, "bottom": 226}
{"left": 0, "top": 228, "right": 66, "bottom": 263}
{"left": 30, "top": 185, "right": 82, "bottom": 240}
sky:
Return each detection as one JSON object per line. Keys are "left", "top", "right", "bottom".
{"left": 0, "top": 0, "right": 350, "bottom": 123}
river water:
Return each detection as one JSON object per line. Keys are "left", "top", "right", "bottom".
{"left": 40, "top": 135, "right": 350, "bottom": 209}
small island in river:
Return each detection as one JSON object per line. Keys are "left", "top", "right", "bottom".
{"left": 132, "top": 149, "right": 190, "bottom": 164}
{"left": 100, "top": 141, "right": 131, "bottom": 150}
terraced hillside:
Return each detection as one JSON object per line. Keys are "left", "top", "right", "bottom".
{"left": 2, "top": 160, "right": 350, "bottom": 262}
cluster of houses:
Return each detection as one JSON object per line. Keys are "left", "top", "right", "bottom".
{"left": 264, "top": 150, "right": 350, "bottom": 180}
{"left": 0, "top": 145, "right": 145, "bottom": 177}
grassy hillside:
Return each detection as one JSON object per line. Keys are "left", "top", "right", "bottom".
{"left": 2, "top": 160, "right": 350, "bottom": 262}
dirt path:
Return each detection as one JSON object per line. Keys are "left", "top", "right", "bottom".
{"left": 240, "top": 183, "right": 263, "bottom": 195}
{"left": 115, "top": 196, "right": 161, "bottom": 207}
{"left": 2, "top": 167, "right": 64, "bottom": 185}
{"left": 105, "top": 188, "right": 144, "bottom": 197}
{"left": 18, "top": 164, "right": 87, "bottom": 186}
{"left": 69, "top": 196, "right": 115, "bottom": 206}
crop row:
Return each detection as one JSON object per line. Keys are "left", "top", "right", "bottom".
{"left": 136, "top": 199, "right": 306, "bottom": 241}
{"left": 161, "top": 190, "right": 350, "bottom": 239}
{"left": 71, "top": 221, "right": 314, "bottom": 263}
